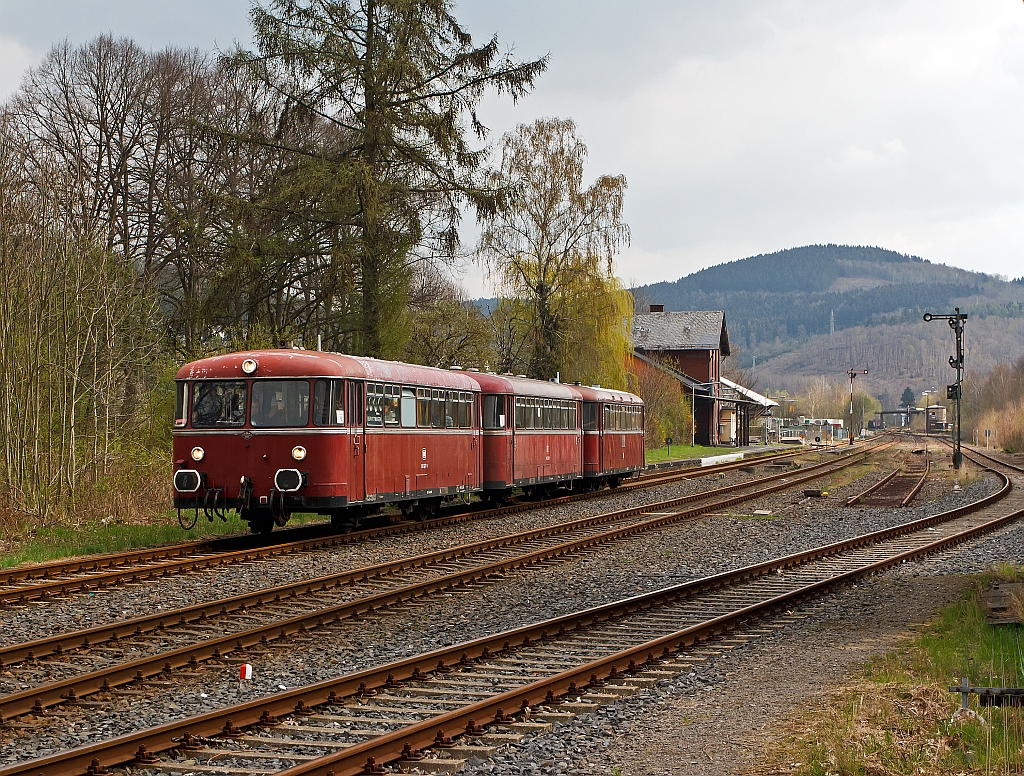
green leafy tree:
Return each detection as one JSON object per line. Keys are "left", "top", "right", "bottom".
{"left": 230, "top": 0, "right": 547, "bottom": 358}
{"left": 477, "top": 117, "right": 630, "bottom": 382}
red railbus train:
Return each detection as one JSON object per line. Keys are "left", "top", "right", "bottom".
{"left": 173, "top": 350, "right": 644, "bottom": 533}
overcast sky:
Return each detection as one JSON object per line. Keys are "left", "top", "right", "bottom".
{"left": 1, "top": 1, "right": 1023, "bottom": 296}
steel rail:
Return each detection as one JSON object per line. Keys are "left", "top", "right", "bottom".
{"left": 962, "top": 445, "right": 1024, "bottom": 474}
{"left": 899, "top": 458, "right": 930, "bottom": 507}
{"left": 845, "top": 466, "right": 901, "bottom": 506}
{"left": 0, "top": 446, "right": 865, "bottom": 669}
{"left": 0, "top": 446, "right": 818, "bottom": 604}
{"left": 0, "top": 447, "right": 880, "bottom": 720}
{"left": 0, "top": 451, "right": 1009, "bottom": 776}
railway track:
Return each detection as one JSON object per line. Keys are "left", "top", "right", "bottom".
{"left": 0, "top": 445, "right": 882, "bottom": 721}
{"left": 0, "top": 443, "right": 1014, "bottom": 776}
{"left": 0, "top": 446, "right": 831, "bottom": 606}
{"left": 846, "top": 451, "right": 930, "bottom": 507}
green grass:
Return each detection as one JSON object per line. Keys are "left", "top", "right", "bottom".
{"left": 644, "top": 444, "right": 734, "bottom": 464}
{"left": 767, "top": 566, "right": 1024, "bottom": 774}
{"left": 0, "top": 511, "right": 328, "bottom": 569}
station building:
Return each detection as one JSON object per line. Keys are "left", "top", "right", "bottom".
{"left": 629, "top": 306, "right": 776, "bottom": 446}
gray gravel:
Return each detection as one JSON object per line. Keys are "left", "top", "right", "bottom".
{"left": 0, "top": 451, "right": 1006, "bottom": 769}
{"left": 0, "top": 450, "right": 861, "bottom": 649}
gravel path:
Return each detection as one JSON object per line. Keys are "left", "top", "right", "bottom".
{"left": 0, "top": 450, "right": 1000, "bottom": 768}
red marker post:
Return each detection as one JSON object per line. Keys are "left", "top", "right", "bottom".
{"left": 239, "top": 663, "right": 253, "bottom": 690}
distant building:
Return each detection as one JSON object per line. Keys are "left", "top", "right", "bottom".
{"left": 630, "top": 306, "right": 776, "bottom": 446}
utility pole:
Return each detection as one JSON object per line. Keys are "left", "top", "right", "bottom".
{"left": 923, "top": 308, "right": 968, "bottom": 469}
{"left": 847, "top": 369, "right": 868, "bottom": 445}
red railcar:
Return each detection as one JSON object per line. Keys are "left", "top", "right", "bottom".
{"left": 172, "top": 350, "right": 481, "bottom": 533}
{"left": 173, "top": 349, "right": 645, "bottom": 534}
{"left": 470, "top": 373, "right": 584, "bottom": 499}
{"left": 576, "top": 385, "right": 645, "bottom": 487}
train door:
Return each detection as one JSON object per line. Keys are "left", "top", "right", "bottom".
{"left": 346, "top": 381, "right": 365, "bottom": 502}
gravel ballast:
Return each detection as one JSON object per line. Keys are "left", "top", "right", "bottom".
{"left": 0, "top": 454, "right": 1010, "bottom": 769}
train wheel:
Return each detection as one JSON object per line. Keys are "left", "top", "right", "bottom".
{"left": 247, "top": 510, "right": 275, "bottom": 535}
{"left": 416, "top": 497, "right": 442, "bottom": 520}
{"left": 608, "top": 476, "right": 622, "bottom": 489}
{"left": 486, "top": 492, "right": 508, "bottom": 508}
{"left": 331, "top": 512, "right": 362, "bottom": 533}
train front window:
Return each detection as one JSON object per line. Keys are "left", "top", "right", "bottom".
{"left": 174, "top": 382, "right": 187, "bottom": 427}
{"left": 191, "top": 381, "right": 247, "bottom": 428}
{"left": 250, "top": 380, "right": 310, "bottom": 427}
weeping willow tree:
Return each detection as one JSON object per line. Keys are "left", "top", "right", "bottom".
{"left": 478, "top": 117, "right": 632, "bottom": 386}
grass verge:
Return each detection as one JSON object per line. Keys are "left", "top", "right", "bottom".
{"left": 645, "top": 444, "right": 738, "bottom": 464}
{"left": 761, "top": 565, "right": 1024, "bottom": 775}
{"left": 0, "top": 511, "right": 328, "bottom": 569}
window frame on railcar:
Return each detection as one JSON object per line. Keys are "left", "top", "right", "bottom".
{"left": 175, "top": 378, "right": 477, "bottom": 432}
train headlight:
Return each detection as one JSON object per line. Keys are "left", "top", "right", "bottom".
{"left": 241, "top": 358, "right": 258, "bottom": 374}
{"left": 190, "top": 446, "right": 205, "bottom": 462}
{"left": 291, "top": 445, "right": 307, "bottom": 461}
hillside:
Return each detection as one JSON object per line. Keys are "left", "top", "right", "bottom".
{"left": 635, "top": 244, "right": 1024, "bottom": 400}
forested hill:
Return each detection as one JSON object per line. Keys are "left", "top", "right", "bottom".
{"left": 638, "top": 244, "right": 1024, "bottom": 363}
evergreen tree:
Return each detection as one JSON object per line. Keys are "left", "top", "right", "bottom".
{"left": 228, "top": 0, "right": 547, "bottom": 358}
{"left": 901, "top": 386, "right": 916, "bottom": 407}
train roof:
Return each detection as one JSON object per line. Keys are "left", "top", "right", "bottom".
{"left": 573, "top": 384, "right": 644, "bottom": 405}
{"left": 176, "top": 350, "right": 482, "bottom": 391}
{"left": 466, "top": 372, "right": 584, "bottom": 400}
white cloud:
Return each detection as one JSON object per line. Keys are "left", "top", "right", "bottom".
{"left": 0, "top": 37, "right": 36, "bottom": 101}
{"left": 3, "top": 1, "right": 1024, "bottom": 289}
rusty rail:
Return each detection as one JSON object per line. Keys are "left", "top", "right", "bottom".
{"left": 0, "top": 446, "right": 1007, "bottom": 776}
{"left": 0, "top": 447, "right": 878, "bottom": 720}
{"left": 0, "top": 446, "right": 821, "bottom": 605}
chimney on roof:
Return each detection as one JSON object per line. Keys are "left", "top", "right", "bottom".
{"left": 649, "top": 304, "right": 664, "bottom": 313}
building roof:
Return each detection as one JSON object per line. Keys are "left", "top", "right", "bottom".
{"left": 720, "top": 377, "right": 778, "bottom": 408}
{"left": 632, "top": 310, "right": 730, "bottom": 356}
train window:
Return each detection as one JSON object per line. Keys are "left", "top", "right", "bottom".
{"left": 569, "top": 402, "right": 578, "bottom": 430}
{"left": 430, "top": 389, "right": 444, "bottom": 428}
{"left": 583, "top": 402, "right": 598, "bottom": 431}
{"left": 313, "top": 379, "right": 345, "bottom": 426}
{"left": 458, "top": 392, "right": 472, "bottom": 428}
{"left": 192, "top": 381, "right": 247, "bottom": 428}
{"left": 444, "top": 391, "right": 456, "bottom": 428}
{"left": 483, "top": 395, "right": 504, "bottom": 429}
{"left": 383, "top": 384, "right": 400, "bottom": 426}
{"left": 519, "top": 397, "right": 532, "bottom": 429}
{"left": 401, "top": 388, "right": 416, "bottom": 428}
{"left": 416, "top": 388, "right": 430, "bottom": 427}
{"left": 250, "top": 380, "right": 310, "bottom": 427}
{"left": 365, "top": 383, "right": 384, "bottom": 427}
{"left": 514, "top": 397, "right": 524, "bottom": 429}
{"left": 174, "top": 382, "right": 187, "bottom": 427}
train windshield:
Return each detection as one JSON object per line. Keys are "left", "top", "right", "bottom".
{"left": 191, "top": 381, "right": 247, "bottom": 428}
{"left": 174, "top": 382, "right": 187, "bottom": 427}
{"left": 251, "top": 380, "right": 310, "bottom": 427}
